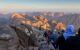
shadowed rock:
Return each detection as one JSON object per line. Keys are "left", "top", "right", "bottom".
{"left": 0, "top": 25, "right": 19, "bottom": 50}
{"left": 10, "top": 24, "right": 38, "bottom": 50}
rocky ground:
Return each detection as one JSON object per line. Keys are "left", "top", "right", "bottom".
{"left": 0, "top": 24, "right": 55, "bottom": 50}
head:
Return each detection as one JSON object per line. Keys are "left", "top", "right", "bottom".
{"left": 66, "top": 25, "right": 74, "bottom": 33}
{"left": 61, "top": 29, "right": 65, "bottom": 33}
{"left": 63, "top": 25, "right": 75, "bottom": 40}
{"left": 52, "top": 20, "right": 57, "bottom": 27}
{"left": 55, "top": 22, "right": 65, "bottom": 32}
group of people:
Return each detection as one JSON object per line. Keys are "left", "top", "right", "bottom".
{"left": 44, "top": 24, "right": 80, "bottom": 50}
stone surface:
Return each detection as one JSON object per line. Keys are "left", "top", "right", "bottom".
{"left": 0, "top": 25, "right": 19, "bottom": 50}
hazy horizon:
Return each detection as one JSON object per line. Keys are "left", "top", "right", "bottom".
{"left": 0, "top": 0, "right": 80, "bottom": 13}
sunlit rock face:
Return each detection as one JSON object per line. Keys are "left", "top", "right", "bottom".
{"left": 11, "top": 13, "right": 51, "bottom": 30}
{"left": 21, "top": 20, "right": 32, "bottom": 25}
{"left": 11, "top": 12, "right": 26, "bottom": 19}
{"left": 0, "top": 24, "right": 18, "bottom": 50}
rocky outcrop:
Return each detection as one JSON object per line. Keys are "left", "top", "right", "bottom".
{"left": 0, "top": 24, "right": 19, "bottom": 50}
{"left": 10, "top": 24, "right": 39, "bottom": 50}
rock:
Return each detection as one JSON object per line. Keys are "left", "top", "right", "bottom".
{"left": 0, "top": 25, "right": 19, "bottom": 50}
{"left": 10, "top": 24, "right": 39, "bottom": 50}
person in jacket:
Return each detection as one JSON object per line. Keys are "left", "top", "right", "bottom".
{"left": 66, "top": 27, "right": 80, "bottom": 50}
{"left": 63, "top": 25, "right": 75, "bottom": 40}
{"left": 56, "top": 25, "right": 75, "bottom": 50}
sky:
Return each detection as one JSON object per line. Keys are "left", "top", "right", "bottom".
{"left": 0, "top": 0, "right": 80, "bottom": 12}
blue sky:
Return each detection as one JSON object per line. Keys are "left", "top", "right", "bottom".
{"left": 0, "top": 0, "right": 80, "bottom": 12}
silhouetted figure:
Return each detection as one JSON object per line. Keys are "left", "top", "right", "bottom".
{"left": 56, "top": 25, "right": 75, "bottom": 50}
{"left": 66, "top": 27, "right": 80, "bottom": 50}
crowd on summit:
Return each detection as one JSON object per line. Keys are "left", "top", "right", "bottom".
{"left": 44, "top": 21, "right": 80, "bottom": 50}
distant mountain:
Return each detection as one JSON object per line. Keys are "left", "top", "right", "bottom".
{"left": 0, "top": 12, "right": 80, "bottom": 30}
{"left": 0, "top": 17, "right": 10, "bottom": 24}
{"left": 53, "top": 14, "right": 80, "bottom": 29}
{"left": 0, "top": 14, "right": 11, "bottom": 25}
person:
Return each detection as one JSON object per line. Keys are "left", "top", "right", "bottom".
{"left": 48, "top": 29, "right": 58, "bottom": 48}
{"left": 44, "top": 30, "right": 52, "bottom": 43}
{"left": 63, "top": 25, "right": 75, "bottom": 40}
{"left": 66, "top": 27, "right": 80, "bottom": 50}
{"left": 49, "top": 22, "right": 65, "bottom": 48}
{"left": 55, "top": 25, "right": 75, "bottom": 50}
{"left": 55, "top": 22, "right": 65, "bottom": 37}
